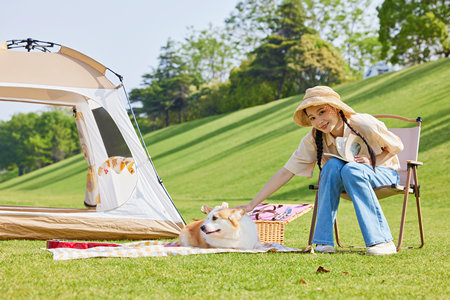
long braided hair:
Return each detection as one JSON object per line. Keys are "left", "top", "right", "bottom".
{"left": 312, "top": 110, "right": 377, "bottom": 172}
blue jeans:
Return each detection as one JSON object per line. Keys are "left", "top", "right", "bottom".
{"left": 312, "top": 158, "right": 399, "bottom": 247}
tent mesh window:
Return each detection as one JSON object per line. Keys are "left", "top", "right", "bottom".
{"left": 92, "top": 107, "right": 132, "bottom": 158}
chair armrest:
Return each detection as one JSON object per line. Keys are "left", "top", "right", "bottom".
{"left": 407, "top": 160, "right": 423, "bottom": 166}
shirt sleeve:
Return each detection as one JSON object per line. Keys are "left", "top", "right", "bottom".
{"left": 284, "top": 130, "right": 317, "bottom": 178}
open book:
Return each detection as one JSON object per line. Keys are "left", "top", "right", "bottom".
{"left": 323, "top": 134, "right": 368, "bottom": 163}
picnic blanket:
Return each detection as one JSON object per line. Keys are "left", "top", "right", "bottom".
{"left": 44, "top": 240, "right": 313, "bottom": 260}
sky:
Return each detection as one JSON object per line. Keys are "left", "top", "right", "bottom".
{"left": 0, "top": 0, "right": 240, "bottom": 121}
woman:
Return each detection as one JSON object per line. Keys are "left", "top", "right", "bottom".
{"left": 235, "top": 86, "right": 403, "bottom": 255}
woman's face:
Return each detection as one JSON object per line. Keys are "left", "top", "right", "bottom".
{"left": 305, "top": 104, "right": 341, "bottom": 134}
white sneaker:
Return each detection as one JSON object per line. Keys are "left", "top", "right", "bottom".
{"left": 366, "top": 241, "right": 397, "bottom": 255}
{"left": 315, "top": 244, "right": 336, "bottom": 253}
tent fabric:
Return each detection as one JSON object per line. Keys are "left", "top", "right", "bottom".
{"left": 75, "top": 111, "right": 99, "bottom": 206}
{"left": 45, "top": 240, "right": 313, "bottom": 260}
{"left": 0, "top": 46, "right": 113, "bottom": 89}
{"left": 0, "top": 85, "right": 87, "bottom": 106}
{"left": 0, "top": 42, "right": 184, "bottom": 240}
{"left": 0, "top": 214, "right": 183, "bottom": 240}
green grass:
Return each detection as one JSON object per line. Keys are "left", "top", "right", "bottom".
{"left": 0, "top": 168, "right": 19, "bottom": 183}
{"left": 0, "top": 58, "right": 449, "bottom": 299}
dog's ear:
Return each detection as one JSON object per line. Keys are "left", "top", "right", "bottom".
{"left": 201, "top": 205, "right": 214, "bottom": 214}
{"left": 220, "top": 202, "right": 229, "bottom": 208}
{"left": 228, "top": 209, "right": 245, "bottom": 227}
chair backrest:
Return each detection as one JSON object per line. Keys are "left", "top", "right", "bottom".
{"left": 374, "top": 115, "right": 421, "bottom": 186}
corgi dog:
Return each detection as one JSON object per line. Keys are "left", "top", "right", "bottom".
{"left": 179, "top": 203, "right": 262, "bottom": 249}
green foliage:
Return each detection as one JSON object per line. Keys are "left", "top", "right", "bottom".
{"left": 303, "top": 0, "right": 382, "bottom": 77}
{"left": 0, "top": 109, "right": 79, "bottom": 176}
{"left": 287, "top": 33, "right": 347, "bottom": 91}
{"left": 227, "top": 62, "right": 278, "bottom": 111}
{"left": 378, "top": 0, "right": 450, "bottom": 65}
{"left": 225, "top": 0, "right": 280, "bottom": 59}
{"left": 182, "top": 24, "right": 236, "bottom": 83}
{"left": 133, "top": 0, "right": 449, "bottom": 132}
{"left": 244, "top": 0, "right": 317, "bottom": 100}
{"left": 130, "top": 39, "right": 196, "bottom": 128}
{"left": 228, "top": 0, "right": 345, "bottom": 104}
{"left": 250, "top": 35, "right": 297, "bottom": 99}
{"left": 273, "top": 0, "right": 309, "bottom": 39}
{"left": 185, "top": 82, "right": 230, "bottom": 118}
{"left": 0, "top": 168, "right": 18, "bottom": 183}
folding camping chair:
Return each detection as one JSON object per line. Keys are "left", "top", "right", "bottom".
{"left": 308, "top": 115, "right": 424, "bottom": 251}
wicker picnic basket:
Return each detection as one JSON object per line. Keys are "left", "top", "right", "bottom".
{"left": 251, "top": 203, "right": 313, "bottom": 245}
{"left": 255, "top": 220, "right": 286, "bottom": 244}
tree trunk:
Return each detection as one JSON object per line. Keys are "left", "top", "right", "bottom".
{"left": 18, "top": 165, "right": 25, "bottom": 176}
{"left": 165, "top": 110, "right": 170, "bottom": 127}
{"left": 276, "top": 70, "right": 287, "bottom": 100}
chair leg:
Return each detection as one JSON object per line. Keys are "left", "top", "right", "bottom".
{"left": 412, "top": 166, "right": 425, "bottom": 248}
{"left": 308, "top": 190, "right": 319, "bottom": 246}
{"left": 334, "top": 218, "right": 344, "bottom": 248}
{"left": 397, "top": 167, "right": 412, "bottom": 251}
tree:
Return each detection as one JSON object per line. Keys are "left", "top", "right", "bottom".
{"left": 182, "top": 24, "right": 236, "bottom": 83}
{"left": 131, "top": 39, "right": 195, "bottom": 128}
{"left": 224, "top": 0, "right": 280, "bottom": 58}
{"left": 303, "top": 0, "right": 382, "bottom": 77}
{"left": 378, "top": 0, "right": 449, "bottom": 65}
{"left": 226, "top": 59, "right": 278, "bottom": 111}
{"left": 0, "top": 109, "right": 80, "bottom": 176}
{"left": 286, "top": 34, "right": 347, "bottom": 92}
{"left": 249, "top": 0, "right": 312, "bottom": 99}
{"left": 0, "top": 113, "right": 42, "bottom": 175}
{"left": 129, "top": 82, "right": 167, "bottom": 129}
{"left": 38, "top": 109, "right": 80, "bottom": 162}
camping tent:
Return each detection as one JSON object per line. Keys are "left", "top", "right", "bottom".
{"left": 0, "top": 39, "right": 185, "bottom": 240}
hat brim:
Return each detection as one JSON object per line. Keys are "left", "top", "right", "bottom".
{"left": 293, "top": 97, "right": 355, "bottom": 127}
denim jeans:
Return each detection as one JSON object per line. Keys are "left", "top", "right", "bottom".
{"left": 312, "top": 158, "right": 399, "bottom": 247}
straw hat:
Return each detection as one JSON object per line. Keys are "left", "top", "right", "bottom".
{"left": 293, "top": 86, "right": 356, "bottom": 127}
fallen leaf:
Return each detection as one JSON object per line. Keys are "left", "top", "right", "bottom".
{"left": 342, "top": 271, "right": 349, "bottom": 275}
{"left": 316, "top": 266, "right": 330, "bottom": 273}
{"left": 299, "top": 278, "right": 307, "bottom": 284}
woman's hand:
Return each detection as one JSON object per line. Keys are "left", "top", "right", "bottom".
{"left": 232, "top": 204, "right": 253, "bottom": 213}
{"left": 354, "top": 154, "right": 371, "bottom": 165}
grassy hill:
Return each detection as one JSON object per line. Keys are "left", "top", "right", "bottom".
{"left": 1, "top": 58, "right": 449, "bottom": 210}
{"left": 0, "top": 58, "right": 449, "bottom": 298}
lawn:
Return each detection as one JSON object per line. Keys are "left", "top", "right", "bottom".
{"left": 0, "top": 58, "right": 449, "bottom": 299}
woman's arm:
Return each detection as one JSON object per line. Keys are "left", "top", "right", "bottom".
{"left": 234, "top": 167, "right": 295, "bottom": 212}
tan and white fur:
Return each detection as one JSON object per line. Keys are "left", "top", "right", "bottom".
{"left": 179, "top": 203, "right": 261, "bottom": 249}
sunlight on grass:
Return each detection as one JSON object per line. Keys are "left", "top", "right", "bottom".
{"left": 0, "top": 59, "right": 449, "bottom": 298}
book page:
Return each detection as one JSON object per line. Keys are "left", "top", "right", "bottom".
{"left": 323, "top": 152, "right": 352, "bottom": 162}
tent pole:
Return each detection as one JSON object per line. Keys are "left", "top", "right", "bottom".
{"left": 113, "top": 74, "right": 186, "bottom": 225}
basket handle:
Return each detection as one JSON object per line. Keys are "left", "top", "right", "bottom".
{"left": 255, "top": 204, "right": 284, "bottom": 220}
{"left": 254, "top": 209, "right": 278, "bottom": 220}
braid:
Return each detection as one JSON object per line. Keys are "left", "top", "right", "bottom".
{"left": 304, "top": 109, "right": 324, "bottom": 171}
{"left": 315, "top": 130, "right": 324, "bottom": 171}
{"left": 339, "top": 111, "right": 377, "bottom": 171}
